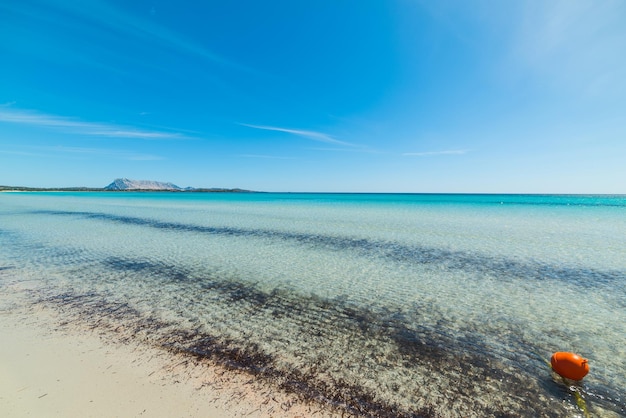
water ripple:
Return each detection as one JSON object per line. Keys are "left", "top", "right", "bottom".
{"left": 32, "top": 209, "right": 625, "bottom": 290}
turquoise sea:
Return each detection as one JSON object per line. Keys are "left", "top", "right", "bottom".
{"left": 1, "top": 192, "right": 624, "bottom": 417}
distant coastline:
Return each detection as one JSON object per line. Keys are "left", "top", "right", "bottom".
{"left": 0, "top": 178, "right": 257, "bottom": 193}
{"left": 0, "top": 186, "right": 256, "bottom": 193}
{"left": 2, "top": 186, "right": 624, "bottom": 196}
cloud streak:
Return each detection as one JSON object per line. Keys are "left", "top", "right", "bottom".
{"left": 508, "top": 0, "right": 626, "bottom": 96}
{"left": 2, "top": 145, "right": 163, "bottom": 161}
{"left": 44, "top": 146, "right": 164, "bottom": 160}
{"left": 0, "top": 108, "right": 184, "bottom": 139}
{"left": 403, "top": 150, "right": 468, "bottom": 157}
{"left": 237, "top": 154, "right": 296, "bottom": 160}
{"left": 241, "top": 123, "right": 354, "bottom": 147}
{"left": 89, "top": 1, "right": 233, "bottom": 68}
{"left": 4, "top": 1, "right": 230, "bottom": 68}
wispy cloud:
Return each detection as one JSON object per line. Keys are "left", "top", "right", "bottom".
{"left": 1, "top": 1, "right": 258, "bottom": 84}
{"left": 6, "top": 145, "right": 164, "bottom": 161}
{"left": 237, "top": 154, "right": 296, "bottom": 160}
{"left": 308, "top": 146, "right": 382, "bottom": 155}
{"left": 0, "top": 149, "right": 49, "bottom": 158}
{"left": 0, "top": 108, "right": 184, "bottom": 139}
{"left": 89, "top": 1, "right": 233, "bottom": 68}
{"left": 403, "top": 150, "right": 468, "bottom": 157}
{"left": 241, "top": 123, "right": 355, "bottom": 147}
{"left": 508, "top": 0, "right": 626, "bottom": 96}
{"left": 50, "top": 0, "right": 250, "bottom": 74}
{"left": 47, "top": 146, "right": 164, "bottom": 160}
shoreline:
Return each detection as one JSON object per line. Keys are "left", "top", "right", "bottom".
{"left": 0, "top": 286, "right": 337, "bottom": 418}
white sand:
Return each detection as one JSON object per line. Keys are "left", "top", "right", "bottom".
{"left": 0, "top": 314, "right": 234, "bottom": 417}
{"left": 0, "top": 305, "right": 334, "bottom": 418}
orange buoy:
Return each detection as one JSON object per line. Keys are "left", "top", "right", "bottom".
{"left": 550, "top": 352, "right": 589, "bottom": 381}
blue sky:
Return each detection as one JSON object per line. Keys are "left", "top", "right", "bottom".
{"left": 1, "top": 0, "right": 625, "bottom": 192}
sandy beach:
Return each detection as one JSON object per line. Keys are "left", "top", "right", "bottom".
{"left": 0, "top": 285, "right": 336, "bottom": 418}
{"left": 0, "top": 310, "right": 235, "bottom": 417}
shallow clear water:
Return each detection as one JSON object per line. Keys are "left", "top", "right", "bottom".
{"left": 1, "top": 192, "right": 624, "bottom": 416}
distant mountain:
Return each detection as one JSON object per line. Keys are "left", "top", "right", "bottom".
{"left": 0, "top": 179, "right": 255, "bottom": 192}
{"left": 104, "top": 178, "right": 184, "bottom": 191}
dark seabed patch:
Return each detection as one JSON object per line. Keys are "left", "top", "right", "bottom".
{"left": 4, "top": 210, "right": 623, "bottom": 416}
{"left": 31, "top": 209, "right": 626, "bottom": 290}
{"left": 34, "top": 289, "right": 535, "bottom": 417}
{"left": 13, "top": 253, "right": 617, "bottom": 417}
